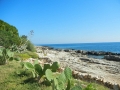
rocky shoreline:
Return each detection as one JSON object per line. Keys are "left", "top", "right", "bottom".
{"left": 35, "top": 46, "right": 120, "bottom": 90}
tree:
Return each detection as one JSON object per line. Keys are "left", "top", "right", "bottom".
{"left": 0, "top": 20, "right": 20, "bottom": 48}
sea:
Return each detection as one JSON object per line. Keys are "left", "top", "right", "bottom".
{"left": 38, "top": 42, "right": 120, "bottom": 53}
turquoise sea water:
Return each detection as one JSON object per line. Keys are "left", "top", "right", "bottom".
{"left": 38, "top": 42, "right": 120, "bottom": 53}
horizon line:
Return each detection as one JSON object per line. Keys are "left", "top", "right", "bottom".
{"left": 35, "top": 41, "right": 120, "bottom": 45}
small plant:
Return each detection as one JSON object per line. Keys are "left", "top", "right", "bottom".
{"left": 26, "top": 40, "right": 36, "bottom": 52}
{"left": 0, "top": 48, "right": 21, "bottom": 65}
{"left": 22, "top": 60, "right": 97, "bottom": 90}
{"left": 45, "top": 66, "right": 83, "bottom": 90}
{"left": 51, "top": 62, "right": 60, "bottom": 72}
{"left": 0, "top": 48, "right": 14, "bottom": 65}
{"left": 23, "top": 60, "right": 60, "bottom": 81}
{"left": 19, "top": 30, "right": 35, "bottom": 52}
{"left": 84, "top": 84, "right": 97, "bottom": 90}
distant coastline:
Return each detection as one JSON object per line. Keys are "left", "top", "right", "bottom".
{"left": 36, "top": 46, "right": 120, "bottom": 86}
{"left": 36, "top": 42, "right": 120, "bottom": 53}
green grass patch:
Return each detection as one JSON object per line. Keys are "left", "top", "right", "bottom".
{"left": 0, "top": 61, "right": 109, "bottom": 90}
{"left": 0, "top": 61, "right": 51, "bottom": 90}
{"left": 14, "top": 51, "right": 39, "bottom": 60}
{"left": 26, "top": 51, "right": 39, "bottom": 59}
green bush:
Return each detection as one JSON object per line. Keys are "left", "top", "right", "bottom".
{"left": 26, "top": 40, "right": 36, "bottom": 52}
{"left": 0, "top": 20, "right": 20, "bottom": 48}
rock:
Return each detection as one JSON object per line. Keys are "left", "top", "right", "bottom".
{"left": 104, "top": 55, "right": 120, "bottom": 61}
{"left": 35, "top": 46, "right": 120, "bottom": 87}
{"left": 113, "top": 84, "right": 120, "bottom": 90}
{"left": 76, "top": 50, "right": 82, "bottom": 53}
{"left": 80, "top": 57, "right": 90, "bottom": 61}
{"left": 76, "top": 50, "right": 88, "bottom": 55}
{"left": 39, "top": 57, "right": 52, "bottom": 63}
{"left": 48, "top": 47, "right": 54, "bottom": 50}
{"left": 64, "top": 49, "right": 70, "bottom": 52}
{"left": 82, "top": 50, "right": 88, "bottom": 55}
{"left": 87, "top": 51, "right": 101, "bottom": 55}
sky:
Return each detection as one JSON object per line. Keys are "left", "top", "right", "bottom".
{"left": 0, "top": 0, "right": 120, "bottom": 44}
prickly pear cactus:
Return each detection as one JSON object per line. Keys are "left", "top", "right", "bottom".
{"left": 34, "top": 64, "right": 43, "bottom": 76}
{"left": 52, "top": 78, "right": 58, "bottom": 90}
{"left": 14, "top": 57, "right": 21, "bottom": 61}
{"left": 57, "top": 72, "right": 66, "bottom": 83}
{"left": 7, "top": 50, "right": 14, "bottom": 57}
{"left": 43, "top": 64, "right": 51, "bottom": 74}
{"left": 71, "top": 85, "right": 82, "bottom": 90}
{"left": 54, "top": 72, "right": 66, "bottom": 90}
{"left": 0, "top": 48, "right": 14, "bottom": 65}
{"left": 0, "top": 56, "right": 6, "bottom": 65}
{"left": 57, "top": 80, "right": 64, "bottom": 90}
{"left": 32, "top": 70, "right": 36, "bottom": 78}
{"left": 45, "top": 69, "right": 54, "bottom": 81}
{"left": 33, "top": 59, "right": 39, "bottom": 65}
{"left": 51, "top": 62, "right": 59, "bottom": 72}
{"left": 2, "top": 49, "right": 7, "bottom": 56}
{"left": 66, "top": 79, "right": 71, "bottom": 90}
{"left": 24, "top": 62, "right": 34, "bottom": 70}
{"left": 64, "top": 67, "right": 72, "bottom": 80}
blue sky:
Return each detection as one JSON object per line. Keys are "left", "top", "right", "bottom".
{"left": 0, "top": 0, "right": 120, "bottom": 44}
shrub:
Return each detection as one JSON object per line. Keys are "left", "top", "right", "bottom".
{"left": 0, "top": 20, "right": 20, "bottom": 48}
{"left": 26, "top": 40, "right": 36, "bottom": 52}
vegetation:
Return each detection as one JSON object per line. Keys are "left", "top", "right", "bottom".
{"left": 22, "top": 60, "right": 110, "bottom": 90}
{"left": 23, "top": 61, "right": 59, "bottom": 79}
{"left": 0, "top": 61, "right": 43, "bottom": 90}
{"left": 0, "top": 48, "right": 20, "bottom": 65}
{"left": 0, "top": 20, "right": 35, "bottom": 52}
{"left": 20, "top": 34, "right": 36, "bottom": 52}
{"left": 0, "top": 20, "right": 110, "bottom": 90}
{"left": 0, "top": 61, "right": 109, "bottom": 90}
{"left": 26, "top": 40, "right": 36, "bottom": 52}
{"left": 14, "top": 51, "right": 39, "bottom": 60}
{"left": 0, "top": 20, "right": 20, "bottom": 48}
